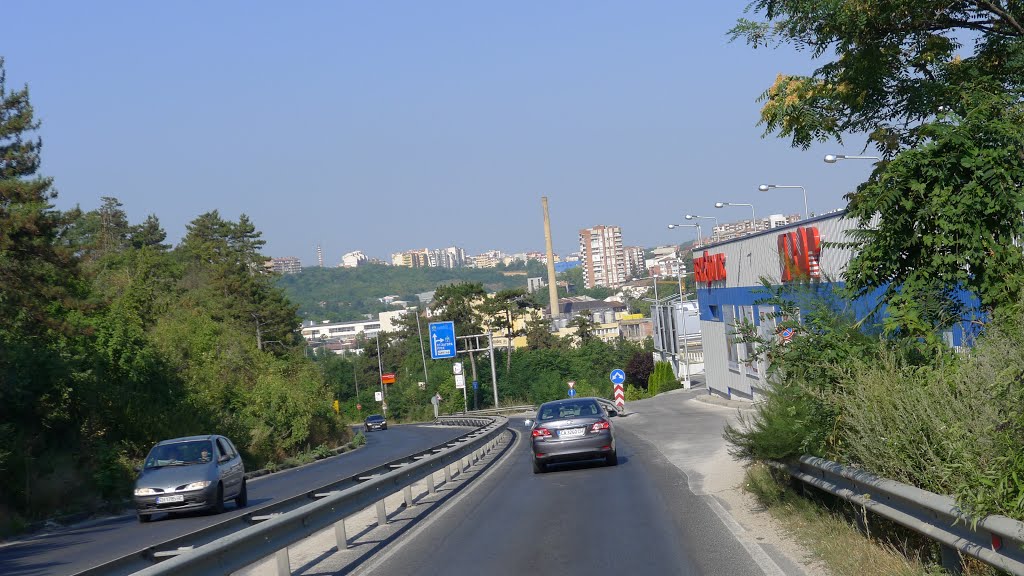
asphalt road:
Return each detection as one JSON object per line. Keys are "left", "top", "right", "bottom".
{"left": 0, "top": 425, "right": 467, "bottom": 576}
{"left": 354, "top": 416, "right": 769, "bottom": 576}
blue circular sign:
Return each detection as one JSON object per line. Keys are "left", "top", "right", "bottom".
{"left": 610, "top": 369, "right": 626, "bottom": 384}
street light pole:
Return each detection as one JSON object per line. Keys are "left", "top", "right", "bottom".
{"left": 677, "top": 259, "right": 690, "bottom": 387}
{"left": 414, "top": 307, "right": 429, "bottom": 387}
{"left": 686, "top": 214, "right": 719, "bottom": 242}
{"left": 375, "top": 330, "right": 386, "bottom": 417}
{"left": 824, "top": 154, "right": 880, "bottom": 163}
{"left": 759, "top": 184, "right": 808, "bottom": 220}
{"left": 715, "top": 202, "right": 757, "bottom": 231}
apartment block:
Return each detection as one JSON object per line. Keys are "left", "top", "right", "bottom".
{"left": 340, "top": 250, "right": 367, "bottom": 268}
{"left": 578, "top": 225, "right": 627, "bottom": 289}
{"left": 623, "top": 246, "right": 646, "bottom": 279}
{"left": 265, "top": 256, "right": 302, "bottom": 275}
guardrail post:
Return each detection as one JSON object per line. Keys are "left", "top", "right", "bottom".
{"left": 445, "top": 464, "right": 453, "bottom": 482}
{"left": 939, "top": 545, "right": 964, "bottom": 575}
{"left": 275, "top": 548, "right": 291, "bottom": 575}
{"left": 404, "top": 485, "right": 413, "bottom": 507}
{"left": 460, "top": 457, "right": 467, "bottom": 474}
{"left": 334, "top": 518, "right": 348, "bottom": 550}
{"left": 376, "top": 500, "right": 387, "bottom": 527}
{"left": 427, "top": 473, "right": 436, "bottom": 494}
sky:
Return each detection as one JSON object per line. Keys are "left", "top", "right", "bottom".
{"left": 4, "top": 1, "right": 877, "bottom": 265}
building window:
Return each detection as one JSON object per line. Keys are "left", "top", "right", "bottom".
{"left": 365, "top": 324, "right": 380, "bottom": 330}
{"left": 723, "top": 306, "right": 739, "bottom": 372}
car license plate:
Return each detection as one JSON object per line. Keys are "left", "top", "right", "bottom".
{"left": 156, "top": 494, "right": 184, "bottom": 504}
{"left": 559, "top": 427, "right": 585, "bottom": 438}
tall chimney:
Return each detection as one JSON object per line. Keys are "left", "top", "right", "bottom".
{"left": 542, "top": 197, "right": 560, "bottom": 318}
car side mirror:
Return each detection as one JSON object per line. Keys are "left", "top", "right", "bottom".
{"left": 133, "top": 465, "right": 142, "bottom": 474}
{"left": 219, "top": 455, "right": 230, "bottom": 463}
{"left": 607, "top": 409, "right": 618, "bottom": 417}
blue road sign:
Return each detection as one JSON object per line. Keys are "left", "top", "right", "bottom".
{"left": 610, "top": 369, "right": 626, "bottom": 385}
{"left": 472, "top": 380, "right": 478, "bottom": 390}
{"left": 567, "top": 388, "right": 577, "bottom": 398}
{"left": 428, "top": 321, "right": 457, "bottom": 359}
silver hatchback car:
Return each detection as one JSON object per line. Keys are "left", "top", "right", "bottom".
{"left": 528, "top": 397, "right": 618, "bottom": 474}
{"left": 133, "top": 435, "right": 247, "bottom": 523}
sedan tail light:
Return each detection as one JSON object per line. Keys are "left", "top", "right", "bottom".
{"left": 590, "top": 419, "right": 610, "bottom": 432}
{"left": 531, "top": 427, "right": 552, "bottom": 438}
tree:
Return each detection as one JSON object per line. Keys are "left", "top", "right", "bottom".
{"left": 731, "top": 1, "right": 1024, "bottom": 155}
{"left": 482, "top": 288, "right": 534, "bottom": 371}
{"left": 431, "top": 282, "right": 487, "bottom": 384}
{"left": 625, "top": 350, "right": 655, "bottom": 389}
{"left": 524, "top": 314, "right": 561, "bottom": 350}
{"left": 731, "top": 2, "right": 1024, "bottom": 333}
{"left": 842, "top": 88, "right": 1024, "bottom": 334}
{"left": 567, "top": 314, "right": 599, "bottom": 346}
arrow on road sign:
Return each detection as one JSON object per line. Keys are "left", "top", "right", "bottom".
{"left": 610, "top": 369, "right": 626, "bottom": 384}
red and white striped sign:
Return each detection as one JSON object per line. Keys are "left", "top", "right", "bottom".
{"left": 613, "top": 383, "right": 625, "bottom": 411}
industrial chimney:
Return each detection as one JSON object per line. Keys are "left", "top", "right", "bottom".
{"left": 542, "top": 197, "right": 560, "bottom": 318}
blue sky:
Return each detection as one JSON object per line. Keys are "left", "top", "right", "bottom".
{"left": 4, "top": 1, "right": 875, "bottom": 264}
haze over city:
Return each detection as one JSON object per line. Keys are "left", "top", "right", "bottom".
{"left": 4, "top": 1, "right": 876, "bottom": 264}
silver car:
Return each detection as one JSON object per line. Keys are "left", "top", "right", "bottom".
{"left": 133, "top": 435, "right": 247, "bottom": 523}
{"left": 528, "top": 397, "right": 618, "bottom": 474}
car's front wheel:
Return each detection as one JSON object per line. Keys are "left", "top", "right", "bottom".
{"left": 235, "top": 479, "right": 248, "bottom": 508}
{"left": 137, "top": 511, "right": 152, "bottom": 523}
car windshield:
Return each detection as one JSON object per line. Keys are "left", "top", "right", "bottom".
{"left": 367, "top": 415, "right": 384, "bottom": 422}
{"left": 144, "top": 440, "right": 214, "bottom": 469}
{"left": 538, "top": 401, "right": 600, "bottom": 421}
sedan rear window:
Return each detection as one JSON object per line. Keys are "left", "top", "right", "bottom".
{"left": 538, "top": 401, "right": 600, "bottom": 421}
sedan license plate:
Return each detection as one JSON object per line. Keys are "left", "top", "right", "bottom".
{"left": 559, "top": 427, "right": 585, "bottom": 439}
{"left": 156, "top": 494, "right": 184, "bottom": 504}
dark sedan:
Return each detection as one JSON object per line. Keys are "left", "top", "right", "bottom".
{"left": 528, "top": 397, "right": 618, "bottom": 474}
{"left": 364, "top": 414, "right": 388, "bottom": 431}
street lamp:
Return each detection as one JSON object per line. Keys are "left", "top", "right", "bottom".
{"left": 824, "top": 154, "right": 880, "bottom": 163}
{"left": 715, "top": 202, "right": 757, "bottom": 231}
{"left": 759, "top": 184, "right": 808, "bottom": 220}
{"left": 676, "top": 258, "right": 691, "bottom": 386}
{"left": 685, "top": 214, "right": 718, "bottom": 242}
{"left": 668, "top": 222, "right": 702, "bottom": 247}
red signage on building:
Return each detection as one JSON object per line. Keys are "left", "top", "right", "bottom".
{"left": 381, "top": 373, "right": 396, "bottom": 385}
{"left": 693, "top": 251, "right": 726, "bottom": 285}
{"left": 777, "top": 226, "right": 821, "bottom": 282}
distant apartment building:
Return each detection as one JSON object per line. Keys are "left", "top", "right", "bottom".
{"left": 391, "top": 249, "right": 429, "bottom": 268}
{"left": 265, "top": 256, "right": 302, "bottom": 275}
{"left": 579, "top": 225, "right": 627, "bottom": 289}
{"left": 427, "top": 246, "right": 466, "bottom": 269}
{"left": 623, "top": 246, "right": 646, "bottom": 279}
{"left": 340, "top": 250, "right": 367, "bottom": 268}
{"left": 470, "top": 250, "right": 503, "bottom": 268}
{"left": 645, "top": 245, "right": 682, "bottom": 278}
{"left": 527, "top": 277, "right": 546, "bottom": 293}
{"left": 709, "top": 214, "right": 802, "bottom": 243}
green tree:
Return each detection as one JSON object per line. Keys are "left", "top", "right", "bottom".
{"left": 482, "top": 288, "right": 534, "bottom": 371}
{"left": 566, "top": 314, "right": 599, "bottom": 346}
{"left": 842, "top": 88, "right": 1024, "bottom": 334}
{"left": 731, "top": 1, "right": 1024, "bottom": 155}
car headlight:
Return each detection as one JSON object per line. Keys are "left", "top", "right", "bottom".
{"left": 134, "top": 487, "right": 158, "bottom": 496}
{"left": 183, "top": 481, "right": 211, "bottom": 491}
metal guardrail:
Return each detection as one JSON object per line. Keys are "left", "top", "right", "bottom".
{"left": 446, "top": 404, "right": 536, "bottom": 417}
{"left": 75, "top": 416, "right": 507, "bottom": 576}
{"left": 783, "top": 455, "right": 1024, "bottom": 575}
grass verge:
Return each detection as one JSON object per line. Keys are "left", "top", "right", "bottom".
{"left": 744, "top": 463, "right": 998, "bottom": 576}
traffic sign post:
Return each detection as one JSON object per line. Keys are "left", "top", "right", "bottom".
{"left": 454, "top": 364, "right": 468, "bottom": 413}
{"left": 429, "top": 321, "right": 457, "bottom": 359}
{"left": 610, "top": 369, "right": 626, "bottom": 412}
{"left": 567, "top": 380, "right": 576, "bottom": 398}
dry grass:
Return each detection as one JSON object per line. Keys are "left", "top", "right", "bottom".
{"left": 744, "top": 464, "right": 997, "bottom": 576}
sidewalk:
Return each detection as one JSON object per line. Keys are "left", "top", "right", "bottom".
{"left": 615, "top": 383, "right": 829, "bottom": 576}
